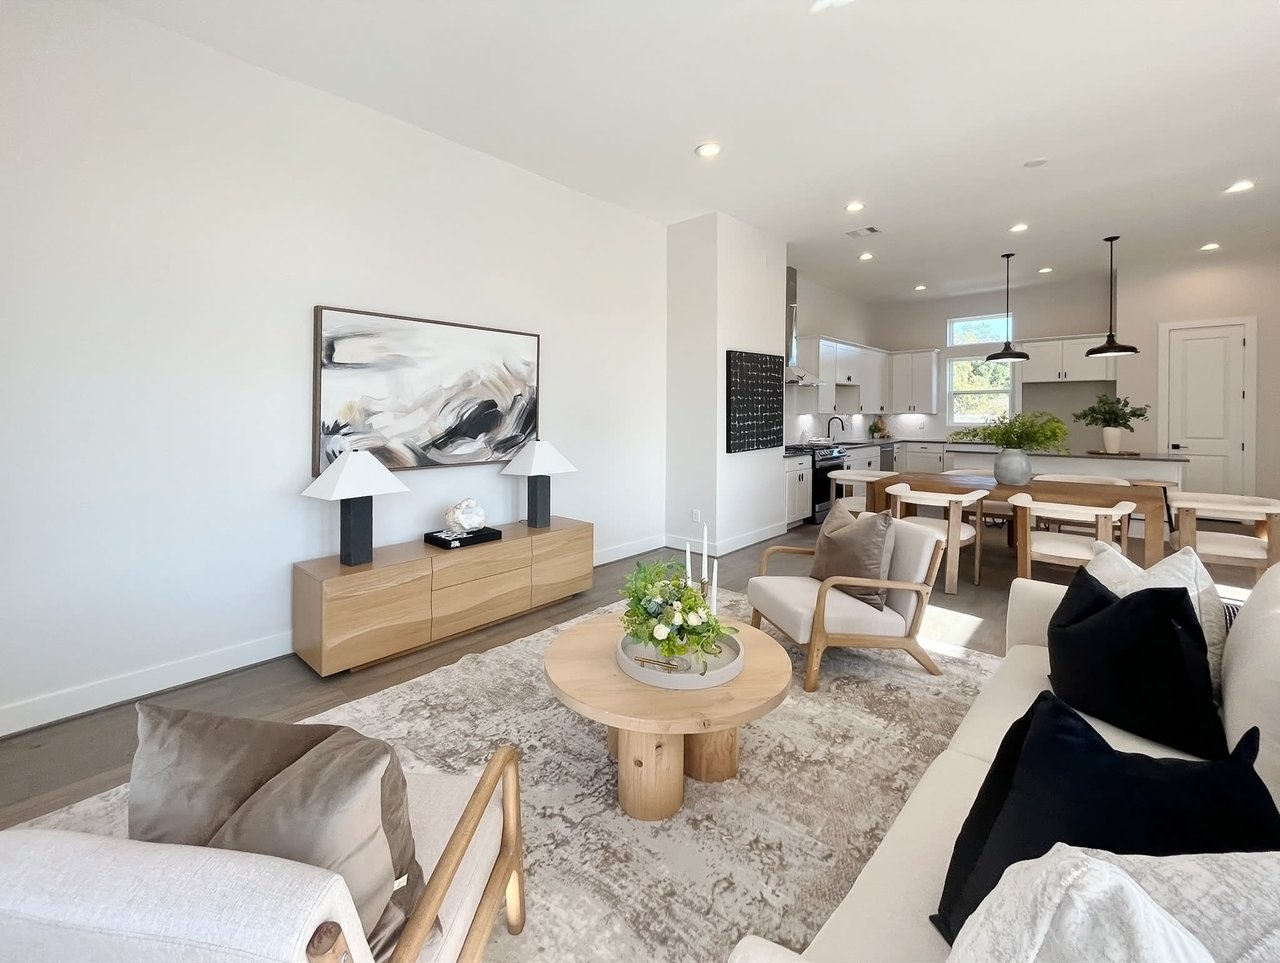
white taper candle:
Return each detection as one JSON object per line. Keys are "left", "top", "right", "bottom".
{"left": 711, "top": 559, "right": 719, "bottom": 616}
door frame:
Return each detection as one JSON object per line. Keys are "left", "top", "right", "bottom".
{"left": 1156, "top": 316, "right": 1257, "bottom": 494}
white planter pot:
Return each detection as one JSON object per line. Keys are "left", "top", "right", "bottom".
{"left": 993, "top": 448, "right": 1032, "bottom": 485}
{"left": 616, "top": 634, "right": 744, "bottom": 690}
{"left": 1102, "top": 426, "right": 1123, "bottom": 454}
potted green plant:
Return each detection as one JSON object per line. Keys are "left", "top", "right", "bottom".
{"left": 1072, "top": 394, "right": 1150, "bottom": 454}
{"left": 949, "top": 411, "right": 1069, "bottom": 485}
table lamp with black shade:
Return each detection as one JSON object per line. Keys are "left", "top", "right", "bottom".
{"left": 501, "top": 439, "right": 577, "bottom": 528}
{"left": 302, "top": 450, "right": 409, "bottom": 565}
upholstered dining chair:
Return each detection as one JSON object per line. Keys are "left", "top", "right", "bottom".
{"left": 829, "top": 468, "right": 898, "bottom": 514}
{"left": 1032, "top": 473, "right": 1132, "bottom": 538}
{"left": 941, "top": 469, "right": 1011, "bottom": 530}
{"left": 886, "top": 482, "right": 988, "bottom": 595}
{"left": 0, "top": 746, "right": 526, "bottom": 963}
{"left": 747, "top": 515, "right": 945, "bottom": 691}
{"left": 1008, "top": 492, "right": 1137, "bottom": 576}
{"left": 1168, "top": 491, "right": 1280, "bottom": 581}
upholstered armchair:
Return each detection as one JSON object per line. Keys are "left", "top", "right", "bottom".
{"left": 0, "top": 746, "right": 524, "bottom": 963}
{"left": 747, "top": 516, "right": 945, "bottom": 691}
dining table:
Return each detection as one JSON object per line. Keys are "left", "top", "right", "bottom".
{"left": 867, "top": 472, "right": 1168, "bottom": 579}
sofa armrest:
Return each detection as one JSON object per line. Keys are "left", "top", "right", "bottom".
{"left": 758, "top": 545, "right": 815, "bottom": 576}
{"left": 1006, "top": 578, "right": 1068, "bottom": 653}
{"left": 728, "top": 934, "right": 805, "bottom": 962}
{"left": 0, "top": 828, "right": 373, "bottom": 963}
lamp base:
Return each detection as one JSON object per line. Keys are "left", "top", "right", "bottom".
{"left": 527, "top": 475, "right": 551, "bottom": 528}
{"left": 339, "top": 495, "right": 373, "bottom": 566}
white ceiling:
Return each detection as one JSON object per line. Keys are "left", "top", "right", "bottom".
{"left": 103, "top": 0, "right": 1280, "bottom": 303}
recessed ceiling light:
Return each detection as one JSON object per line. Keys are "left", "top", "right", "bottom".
{"left": 694, "top": 142, "right": 721, "bottom": 159}
{"left": 1038, "top": 267, "right": 1053, "bottom": 274}
{"left": 1200, "top": 242, "right": 1221, "bottom": 251}
{"left": 1009, "top": 223, "right": 1029, "bottom": 233}
{"left": 859, "top": 252, "right": 874, "bottom": 261}
{"left": 845, "top": 201, "right": 865, "bottom": 213}
{"left": 1023, "top": 158, "right": 1049, "bottom": 168}
{"left": 914, "top": 284, "right": 927, "bottom": 291}
{"left": 1225, "top": 179, "right": 1254, "bottom": 194}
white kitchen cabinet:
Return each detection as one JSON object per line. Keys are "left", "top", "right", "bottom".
{"left": 900, "top": 442, "right": 946, "bottom": 473}
{"left": 889, "top": 350, "right": 939, "bottom": 413}
{"left": 784, "top": 456, "right": 812, "bottom": 524}
{"left": 798, "top": 337, "right": 889, "bottom": 415}
{"left": 834, "top": 343, "right": 858, "bottom": 386}
{"left": 1018, "top": 338, "right": 1116, "bottom": 383}
{"left": 852, "top": 347, "right": 888, "bottom": 414}
{"left": 816, "top": 340, "right": 837, "bottom": 414}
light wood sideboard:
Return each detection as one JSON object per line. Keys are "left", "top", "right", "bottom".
{"left": 293, "top": 516, "right": 593, "bottom": 676}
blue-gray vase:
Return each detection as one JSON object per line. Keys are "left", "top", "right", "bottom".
{"left": 994, "top": 448, "right": 1032, "bottom": 485}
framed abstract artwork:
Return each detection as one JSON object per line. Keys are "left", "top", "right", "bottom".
{"left": 312, "top": 306, "right": 539, "bottom": 474}
{"left": 725, "top": 350, "right": 784, "bottom": 453}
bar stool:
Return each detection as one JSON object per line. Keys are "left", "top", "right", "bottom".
{"left": 1167, "top": 492, "right": 1280, "bottom": 581}
{"left": 885, "top": 482, "right": 988, "bottom": 594}
{"left": 828, "top": 468, "right": 898, "bottom": 514}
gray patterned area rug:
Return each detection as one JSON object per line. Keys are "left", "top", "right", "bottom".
{"left": 26, "top": 591, "right": 998, "bottom": 962}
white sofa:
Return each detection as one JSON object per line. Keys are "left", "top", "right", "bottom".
{"left": 731, "top": 567, "right": 1279, "bottom": 963}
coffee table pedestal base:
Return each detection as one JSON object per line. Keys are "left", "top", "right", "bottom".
{"left": 617, "top": 729, "right": 685, "bottom": 820}
{"left": 684, "top": 728, "right": 740, "bottom": 782}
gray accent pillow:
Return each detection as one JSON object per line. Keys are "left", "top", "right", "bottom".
{"left": 128, "top": 704, "right": 432, "bottom": 961}
{"left": 810, "top": 504, "right": 895, "bottom": 609}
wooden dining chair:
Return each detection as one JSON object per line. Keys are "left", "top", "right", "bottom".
{"left": 1031, "top": 473, "right": 1132, "bottom": 541}
{"left": 885, "top": 482, "right": 988, "bottom": 594}
{"left": 941, "top": 468, "right": 1010, "bottom": 528}
{"left": 1167, "top": 491, "right": 1280, "bottom": 581}
{"left": 1008, "top": 492, "right": 1137, "bottom": 577}
{"left": 828, "top": 468, "right": 898, "bottom": 514}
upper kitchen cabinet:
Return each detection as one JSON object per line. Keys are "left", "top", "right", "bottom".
{"left": 798, "top": 336, "right": 878, "bottom": 415}
{"left": 1018, "top": 337, "right": 1116, "bottom": 383}
{"left": 852, "top": 346, "right": 888, "bottom": 414}
{"left": 889, "top": 350, "right": 938, "bottom": 414}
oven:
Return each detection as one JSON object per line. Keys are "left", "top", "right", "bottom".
{"left": 810, "top": 447, "right": 847, "bottom": 524}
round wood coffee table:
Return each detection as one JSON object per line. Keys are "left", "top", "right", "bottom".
{"left": 544, "top": 614, "right": 792, "bottom": 821}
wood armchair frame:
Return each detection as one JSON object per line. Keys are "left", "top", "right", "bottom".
{"left": 751, "top": 541, "right": 946, "bottom": 692}
{"left": 307, "top": 745, "right": 526, "bottom": 963}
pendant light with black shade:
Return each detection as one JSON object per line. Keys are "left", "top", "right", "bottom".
{"left": 985, "top": 253, "right": 1029, "bottom": 362}
{"left": 1085, "top": 235, "right": 1139, "bottom": 358}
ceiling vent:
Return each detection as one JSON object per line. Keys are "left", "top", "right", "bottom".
{"left": 845, "top": 226, "right": 882, "bottom": 239}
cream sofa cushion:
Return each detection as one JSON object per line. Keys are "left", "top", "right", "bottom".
{"left": 747, "top": 575, "right": 906, "bottom": 644}
{"left": 1222, "top": 565, "right": 1280, "bottom": 806}
{"left": 947, "top": 645, "right": 1201, "bottom": 766}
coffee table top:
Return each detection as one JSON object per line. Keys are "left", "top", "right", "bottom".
{"left": 543, "top": 615, "right": 792, "bottom": 734}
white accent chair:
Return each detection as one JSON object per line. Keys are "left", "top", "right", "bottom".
{"left": 1168, "top": 491, "right": 1280, "bottom": 581}
{"left": 886, "top": 482, "right": 988, "bottom": 595}
{"left": 1008, "top": 492, "right": 1137, "bottom": 575}
{"left": 747, "top": 516, "right": 945, "bottom": 691}
{"left": 828, "top": 468, "right": 898, "bottom": 514}
{"left": 0, "top": 748, "right": 525, "bottom": 963}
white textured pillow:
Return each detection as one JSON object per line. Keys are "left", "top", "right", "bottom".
{"left": 1086, "top": 541, "right": 1227, "bottom": 697}
{"left": 949, "top": 844, "right": 1212, "bottom": 963}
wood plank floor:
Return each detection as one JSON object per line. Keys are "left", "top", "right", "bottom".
{"left": 0, "top": 520, "right": 1250, "bottom": 829}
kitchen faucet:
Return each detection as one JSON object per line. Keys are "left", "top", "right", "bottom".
{"left": 827, "top": 415, "right": 845, "bottom": 438}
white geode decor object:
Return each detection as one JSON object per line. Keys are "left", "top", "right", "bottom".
{"left": 444, "top": 498, "right": 487, "bottom": 532}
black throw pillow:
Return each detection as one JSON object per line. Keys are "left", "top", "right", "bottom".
{"left": 931, "top": 691, "right": 1280, "bottom": 945}
{"left": 1047, "top": 567, "right": 1226, "bottom": 759}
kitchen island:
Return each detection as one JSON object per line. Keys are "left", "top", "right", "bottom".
{"left": 943, "top": 443, "right": 1188, "bottom": 487}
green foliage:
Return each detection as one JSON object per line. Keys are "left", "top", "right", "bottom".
{"left": 619, "top": 559, "right": 737, "bottom": 672}
{"left": 950, "top": 316, "right": 1011, "bottom": 346}
{"left": 1073, "top": 394, "right": 1150, "bottom": 431}
{"left": 949, "top": 411, "right": 1069, "bottom": 452}
{"left": 951, "top": 358, "right": 1013, "bottom": 391}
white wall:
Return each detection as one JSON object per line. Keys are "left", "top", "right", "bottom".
{"left": 716, "top": 216, "right": 787, "bottom": 554}
{"left": 1116, "top": 248, "right": 1280, "bottom": 496}
{"left": 0, "top": 0, "right": 667, "bottom": 735}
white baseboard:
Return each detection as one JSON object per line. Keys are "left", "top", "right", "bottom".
{"left": 593, "top": 533, "right": 668, "bottom": 567}
{"left": 663, "top": 522, "right": 788, "bottom": 559}
{"left": 0, "top": 631, "right": 293, "bottom": 738}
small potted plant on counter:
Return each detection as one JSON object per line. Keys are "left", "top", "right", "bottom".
{"left": 1072, "top": 393, "right": 1150, "bottom": 454}
{"left": 949, "top": 411, "right": 1068, "bottom": 485}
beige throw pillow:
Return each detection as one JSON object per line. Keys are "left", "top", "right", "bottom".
{"left": 128, "top": 704, "right": 432, "bottom": 961}
{"left": 810, "top": 504, "right": 896, "bottom": 610}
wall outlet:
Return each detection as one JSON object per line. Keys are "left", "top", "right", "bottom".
{"left": 691, "top": 509, "right": 701, "bottom": 523}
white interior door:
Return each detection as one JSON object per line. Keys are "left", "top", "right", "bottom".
{"left": 1166, "top": 323, "right": 1246, "bottom": 493}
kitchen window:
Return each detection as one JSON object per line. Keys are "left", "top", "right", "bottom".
{"left": 948, "top": 356, "right": 1013, "bottom": 425}
{"left": 948, "top": 314, "right": 1011, "bottom": 347}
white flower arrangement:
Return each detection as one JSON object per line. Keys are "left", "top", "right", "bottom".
{"left": 620, "top": 559, "right": 737, "bottom": 670}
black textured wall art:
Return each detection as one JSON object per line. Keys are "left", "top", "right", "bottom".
{"left": 726, "top": 350, "right": 784, "bottom": 454}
